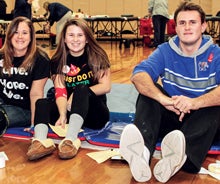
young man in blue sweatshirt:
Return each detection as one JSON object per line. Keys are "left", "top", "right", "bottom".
{"left": 120, "top": 2, "right": 220, "bottom": 183}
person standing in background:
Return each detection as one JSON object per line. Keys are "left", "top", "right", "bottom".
{"left": 0, "top": 0, "right": 7, "bottom": 20}
{"left": 13, "top": 0, "right": 33, "bottom": 20}
{"left": 43, "top": 1, "right": 73, "bottom": 46}
{"left": 148, "top": 0, "right": 169, "bottom": 48}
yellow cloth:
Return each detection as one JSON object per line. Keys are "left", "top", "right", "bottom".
{"left": 208, "top": 163, "right": 220, "bottom": 174}
{"left": 49, "top": 124, "right": 83, "bottom": 137}
{"left": 49, "top": 124, "right": 68, "bottom": 137}
{"left": 87, "top": 149, "right": 121, "bottom": 164}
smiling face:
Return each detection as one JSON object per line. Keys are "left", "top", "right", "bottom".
{"left": 11, "top": 21, "right": 31, "bottom": 57}
{"left": 175, "top": 10, "right": 207, "bottom": 47}
{"left": 64, "top": 25, "right": 87, "bottom": 57}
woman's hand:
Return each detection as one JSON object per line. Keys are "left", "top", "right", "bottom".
{"left": 55, "top": 115, "right": 67, "bottom": 129}
{"left": 23, "top": 124, "right": 34, "bottom": 132}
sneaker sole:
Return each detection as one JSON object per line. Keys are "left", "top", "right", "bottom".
{"left": 153, "top": 130, "right": 187, "bottom": 183}
{"left": 119, "top": 124, "right": 151, "bottom": 182}
{"left": 58, "top": 152, "right": 76, "bottom": 160}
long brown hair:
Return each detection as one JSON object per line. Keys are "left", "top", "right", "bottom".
{"left": 51, "top": 18, "right": 110, "bottom": 82}
{"left": 0, "top": 16, "right": 37, "bottom": 73}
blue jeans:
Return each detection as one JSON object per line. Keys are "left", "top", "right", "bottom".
{"left": 0, "top": 99, "right": 31, "bottom": 128}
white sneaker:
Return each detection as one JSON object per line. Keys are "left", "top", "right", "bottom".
{"left": 119, "top": 124, "right": 152, "bottom": 182}
{"left": 153, "top": 130, "right": 187, "bottom": 183}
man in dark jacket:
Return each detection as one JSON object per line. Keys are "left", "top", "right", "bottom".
{"left": 43, "top": 2, "right": 72, "bottom": 45}
{"left": 0, "top": 0, "right": 7, "bottom": 20}
{"left": 13, "top": 0, "right": 33, "bottom": 20}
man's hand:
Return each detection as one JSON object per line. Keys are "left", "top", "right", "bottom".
{"left": 44, "top": 23, "right": 50, "bottom": 33}
{"left": 172, "top": 95, "right": 198, "bottom": 113}
{"left": 172, "top": 95, "right": 200, "bottom": 122}
{"left": 160, "top": 96, "right": 186, "bottom": 122}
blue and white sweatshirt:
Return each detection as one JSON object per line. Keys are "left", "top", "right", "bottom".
{"left": 133, "top": 35, "right": 220, "bottom": 98}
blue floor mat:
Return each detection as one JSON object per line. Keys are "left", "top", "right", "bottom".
{"left": 3, "top": 84, "right": 220, "bottom": 154}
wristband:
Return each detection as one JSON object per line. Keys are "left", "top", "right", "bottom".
{"left": 55, "top": 87, "right": 67, "bottom": 99}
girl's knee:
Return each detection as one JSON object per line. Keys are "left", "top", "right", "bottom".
{"left": 35, "top": 98, "right": 50, "bottom": 108}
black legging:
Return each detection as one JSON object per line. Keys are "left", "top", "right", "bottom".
{"left": 34, "top": 85, "right": 109, "bottom": 130}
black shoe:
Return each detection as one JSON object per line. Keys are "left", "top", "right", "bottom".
{"left": 148, "top": 43, "right": 158, "bottom": 48}
{"left": 0, "top": 108, "right": 9, "bottom": 137}
{"left": 50, "top": 44, "right": 57, "bottom": 50}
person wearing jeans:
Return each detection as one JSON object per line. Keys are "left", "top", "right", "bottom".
{"left": 0, "top": 17, "right": 50, "bottom": 136}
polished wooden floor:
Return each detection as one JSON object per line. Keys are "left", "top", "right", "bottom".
{"left": 1, "top": 41, "right": 220, "bottom": 184}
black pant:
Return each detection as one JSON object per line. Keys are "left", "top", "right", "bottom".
{"left": 152, "top": 15, "right": 168, "bottom": 46}
{"left": 34, "top": 85, "right": 109, "bottom": 130}
{"left": 134, "top": 85, "right": 220, "bottom": 173}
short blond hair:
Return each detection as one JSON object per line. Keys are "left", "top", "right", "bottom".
{"left": 43, "top": 1, "right": 50, "bottom": 10}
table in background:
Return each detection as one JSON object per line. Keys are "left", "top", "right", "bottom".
{"left": 32, "top": 17, "right": 50, "bottom": 47}
{"left": 205, "top": 16, "right": 220, "bottom": 39}
{"left": 32, "top": 17, "right": 48, "bottom": 33}
{"left": 0, "top": 20, "right": 11, "bottom": 36}
{"left": 0, "top": 20, "right": 11, "bottom": 48}
{"left": 84, "top": 16, "right": 140, "bottom": 41}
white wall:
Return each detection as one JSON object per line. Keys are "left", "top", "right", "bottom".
{"left": 6, "top": 0, "right": 219, "bottom": 36}
{"left": 7, "top": 0, "right": 215, "bottom": 18}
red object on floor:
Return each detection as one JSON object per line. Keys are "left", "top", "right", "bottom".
{"left": 139, "top": 17, "right": 153, "bottom": 36}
